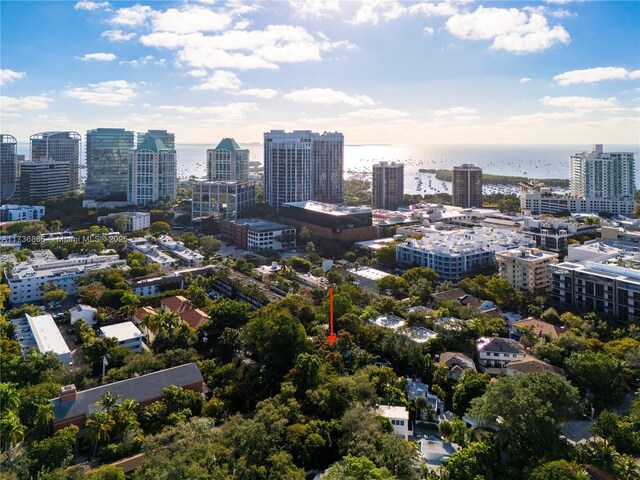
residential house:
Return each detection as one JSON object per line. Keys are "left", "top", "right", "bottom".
{"left": 99, "top": 322, "right": 145, "bottom": 353}
{"left": 69, "top": 304, "right": 98, "bottom": 326}
{"left": 376, "top": 405, "right": 410, "bottom": 439}
{"left": 476, "top": 336, "right": 526, "bottom": 375}
{"left": 49, "top": 363, "right": 205, "bottom": 432}
{"left": 505, "top": 356, "right": 566, "bottom": 378}
{"left": 406, "top": 378, "right": 443, "bottom": 420}
{"left": 432, "top": 288, "right": 503, "bottom": 318}
{"left": 132, "top": 306, "right": 158, "bottom": 342}
{"left": 160, "top": 295, "right": 210, "bottom": 329}
{"left": 510, "top": 318, "right": 566, "bottom": 342}
{"left": 437, "top": 352, "right": 477, "bottom": 381}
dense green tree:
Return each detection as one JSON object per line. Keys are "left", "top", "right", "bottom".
{"left": 84, "top": 465, "right": 126, "bottom": 480}
{"left": 565, "top": 352, "right": 631, "bottom": 407}
{"left": 376, "top": 276, "right": 409, "bottom": 299}
{"left": 200, "top": 236, "right": 221, "bottom": 256}
{"left": 452, "top": 371, "right": 490, "bottom": 416}
{"left": 28, "top": 425, "right": 78, "bottom": 476}
{"left": 529, "top": 460, "right": 589, "bottom": 480}
{"left": 150, "top": 221, "right": 171, "bottom": 235}
{"left": 467, "top": 373, "right": 579, "bottom": 473}
{"left": 322, "top": 455, "right": 395, "bottom": 479}
{"left": 441, "top": 441, "right": 497, "bottom": 480}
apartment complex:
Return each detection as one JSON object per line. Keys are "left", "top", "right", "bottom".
{"left": 207, "top": 138, "right": 249, "bottom": 181}
{"left": 5, "top": 250, "right": 126, "bottom": 304}
{"left": 520, "top": 145, "right": 636, "bottom": 215}
{"left": 191, "top": 180, "right": 256, "bottom": 220}
{"left": 127, "top": 237, "right": 178, "bottom": 270}
{"left": 128, "top": 138, "right": 177, "bottom": 206}
{"left": 496, "top": 247, "right": 558, "bottom": 293}
{"left": 263, "top": 130, "right": 344, "bottom": 210}
{"left": 18, "top": 160, "right": 70, "bottom": 203}
{"left": 156, "top": 234, "right": 204, "bottom": 266}
{"left": 86, "top": 128, "right": 135, "bottom": 200}
{"left": 1, "top": 134, "right": 18, "bottom": 202}
{"left": 372, "top": 161, "right": 404, "bottom": 210}
{"left": 12, "top": 313, "right": 71, "bottom": 366}
{"left": 396, "top": 227, "right": 535, "bottom": 280}
{"left": 452, "top": 164, "right": 483, "bottom": 208}
{"left": 30, "top": 131, "right": 81, "bottom": 191}
{"left": 550, "top": 247, "right": 640, "bottom": 322}
{"left": 0, "top": 204, "right": 45, "bottom": 222}
{"left": 521, "top": 216, "right": 599, "bottom": 252}
{"left": 98, "top": 211, "right": 151, "bottom": 232}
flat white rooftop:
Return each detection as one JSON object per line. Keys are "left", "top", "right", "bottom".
{"left": 347, "top": 267, "right": 390, "bottom": 281}
{"left": 377, "top": 405, "right": 409, "bottom": 419}
{"left": 100, "top": 322, "right": 144, "bottom": 342}
{"left": 26, "top": 313, "right": 70, "bottom": 356}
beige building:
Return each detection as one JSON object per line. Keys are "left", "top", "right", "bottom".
{"left": 496, "top": 247, "right": 558, "bottom": 292}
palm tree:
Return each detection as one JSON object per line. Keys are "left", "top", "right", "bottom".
{"left": 0, "top": 411, "right": 26, "bottom": 451}
{"left": 85, "top": 410, "right": 115, "bottom": 459}
{"left": 616, "top": 454, "right": 640, "bottom": 480}
{"left": 97, "top": 391, "right": 121, "bottom": 413}
{"left": 0, "top": 383, "right": 20, "bottom": 415}
{"left": 141, "top": 311, "right": 181, "bottom": 335}
{"left": 34, "top": 403, "right": 55, "bottom": 436}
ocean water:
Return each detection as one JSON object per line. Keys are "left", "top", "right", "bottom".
{"left": 17, "top": 142, "right": 640, "bottom": 196}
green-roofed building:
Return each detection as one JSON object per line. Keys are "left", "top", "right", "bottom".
{"left": 137, "top": 130, "right": 175, "bottom": 150}
{"left": 128, "top": 136, "right": 177, "bottom": 206}
{"left": 207, "top": 137, "right": 249, "bottom": 181}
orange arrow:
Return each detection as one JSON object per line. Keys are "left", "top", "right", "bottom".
{"left": 328, "top": 287, "right": 336, "bottom": 345}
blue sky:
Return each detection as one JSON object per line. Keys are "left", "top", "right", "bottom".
{"left": 1, "top": 0, "right": 639, "bottom": 145}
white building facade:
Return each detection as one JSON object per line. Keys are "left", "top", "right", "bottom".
{"left": 12, "top": 313, "right": 71, "bottom": 366}
{"left": 5, "top": 250, "right": 126, "bottom": 304}
{"left": 128, "top": 138, "right": 177, "bottom": 206}
{"left": 0, "top": 204, "right": 45, "bottom": 222}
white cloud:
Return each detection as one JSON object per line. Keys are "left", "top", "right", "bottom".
{"left": 230, "top": 88, "right": 278, "bottom": 99}
{"left": 1, "top": 95, "right": 53, "bottom": 111}
{"left": 348, "top": 0, "right": 463, "bottom": 26}
{"left": 152, "top": 6, "right": 233, "bottom": 34}
{"left": 158, "top": 102, "right": 257, "bottom": 122}
{"left": 344, "top": 108, "right": 410, "bottom": 119}
{"left": 284, "top": 88, "right": 375, "bottom": 106}
{"left": 140, "top": 24, "right": 351, "bottom": 70}
{"left": 446, "top": 6, "right": 570, "bottom": 53}
{"left": 520, "top": 77, "right": 531, "bottom": 83}
{"left": 540, "top": 95, "right": 621, "bottom": 112}
{"left": 554, "top": 67, "right": 640, "bottom": 86}
{"left": 1, "top": 69, "right": 26, "bottom": 86}
{"left": 187, "top": 69, "right": 208, "bottom": 77}
{"left": 63, "top": 80, "right": 138, "bottom": 106}
{"left": 192, "top": 70, "right": 242, "bottom": 90}
{"left": 74, "top": 1, "right": 109, "bottom": 11}
{"left": 119, "top": 55, "right": 164, "bottom": 67}
{"left": 110, "top": 4, "right": 155, "bottom": 27}
{"left": 503, "top": 111, "right": 582, "bottom": 126}
{"left": 78, "top": 52, "right": 117, "bottom": 62}
{"left": 289, "top": 0, "right": 341, "bottom": 19}
{"left": 423, "top": 26, "right": 435, "bottom": 35}
{"left": 433, "top": 106, "right": 477, "bottom": 116}
{"left": 101, "top": 30, "right": 136, "bottom": 42}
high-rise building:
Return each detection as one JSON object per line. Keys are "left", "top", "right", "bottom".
{"left": 372, "top": 161, "right": 404, "bottom": 210}
{"left": 86, "top": 128, "right": 135, "bottom": 200}
{"left": 452, "top": 164, "right": 483, "bottom": 208}
{"left": 128, "top": 138, "right": 177, "bottom": 206}
{"left": 264, "top": 130, "right": 312, "bottom": 211}
{"left": 18, "top": 160, "right": 70, "bottom": 204}
{"left": 1, "top": 134, "right": 18, "bottom": 202}
{"left": 137, "top": 130, "right": 175, "bottom": 150}
{"left": 496, "top": 247, "right": 558, "bottom": 293}
{"left": 570, "top": 144, "right": 635, "bottom": 200}
{"left": 191, "top": 180, "right": 256, "bottom": 220}
{"left": 206, "top": 138, "right": 249, "bottom": 181}
{"left": 263, "top": 130, "right": 344, "bottom": 210}
{"left": 311, "top": 132, "right": 344, "bottom": 203}
{"left": 30, "top": 132, "right": 81, "bottom": 191}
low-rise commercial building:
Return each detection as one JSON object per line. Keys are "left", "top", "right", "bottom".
{"left": 191, "top": 180, "right": 256, "bottom": 220}
{"left": 12, "top": 313, "right": 70, "bottom": 366}
{"left": 156, "top": 235, "right": 204, "bottom": 266}
{"left": 496, "top": 247, "right": 558, "bottom": 292}
{"left": 521, "top": 216, "right": 599, "bottom": 252}
{"left": 127, "top": 237, "right": 178, "bottom": 270}
{"left": 347, "top": 266, "right": 389, "bottom": 290}
{"left": 49, "top": 363, "right": 205, "bottom": 432}
{"left": 222, "top": 218, "right": 296, "bottom": 252}
{"left": 397, "top": 227, "right": 535, "bottom": 280}
{"left": 126, "top": 265, "right": 216, "bottom": 297}
{"left": 5, "top": 250, "right": 126, "bottom": 304}
{"left": 100, "top": 322, "right": 145, "bottom": 352}
{"left": 280, "top": 201, "right": 377, "bottom": 243}
{"left": 0, "top": 204, "right": 45, "bottom": 222}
